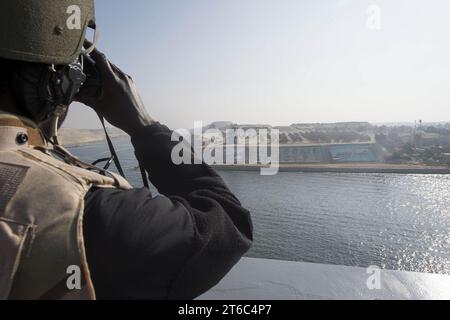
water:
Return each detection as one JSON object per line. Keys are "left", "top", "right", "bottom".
{"left": 69, "top": 137, "right": 450, "bottom": 275}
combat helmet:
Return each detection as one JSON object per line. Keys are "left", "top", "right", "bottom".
{"left": 0, "top": 0, "right": 96, "bottom": 65}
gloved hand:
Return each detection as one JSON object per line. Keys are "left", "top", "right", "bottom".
{"left": 75, "top": 43, "right": 153, "bottom": 136}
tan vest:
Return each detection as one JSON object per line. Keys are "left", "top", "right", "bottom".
{"left": 0, "top": 114, "right": 132, "bottom": 300}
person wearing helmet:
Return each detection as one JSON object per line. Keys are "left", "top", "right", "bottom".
{"left": 0, "top": 1, "right": 252, "bottom": 300}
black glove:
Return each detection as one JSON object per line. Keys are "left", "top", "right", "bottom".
{"left": 75, "top": 43, "right": 153, "bottom": 136}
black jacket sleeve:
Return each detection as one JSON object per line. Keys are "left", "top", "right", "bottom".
{"left": 82, "top": 122, "right": 253, "bottom": 300}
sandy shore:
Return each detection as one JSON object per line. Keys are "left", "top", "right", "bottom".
{"left": 212, "top": 163, "right": 450, "bottom": 174}
{"left": 59, "top": 128, "right": 127, "bottom": 147}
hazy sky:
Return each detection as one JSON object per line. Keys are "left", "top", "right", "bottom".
{"left": 65, "top": 0, "right": 450, "bottom": 129}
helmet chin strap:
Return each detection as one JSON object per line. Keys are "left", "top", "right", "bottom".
{"left": 45, "top": 25, "right": 99, "bottom": 151}
{"left": 82, "top": 25, "right": 99, "bottom": 55}
{"left": 48, "top": 105, "right": 68, "bottom": 145}
{"left": 46, "top": 25, "right": 96, "bottom": 145}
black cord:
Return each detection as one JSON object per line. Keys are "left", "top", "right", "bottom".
{"left": 95, "top": 113, "right": 150, "bottom": 189}
{"left": 92, "top": 157, "right": 114, "bottom": 170}
{"left": 97, "top": 113, "right": 127, "bottom": 179}
{"left": 140, "top": 163, "right": 150, "bottom": 188}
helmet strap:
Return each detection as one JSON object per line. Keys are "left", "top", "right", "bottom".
{"left": 48, "top": 105, "right": 68, "bottom": 145}
{"left": 82, "top": 25, "right": 100, "bottom": 55}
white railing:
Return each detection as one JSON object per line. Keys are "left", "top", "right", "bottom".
{"left": 199, "top": 258, "right": 450, "bottom": 300}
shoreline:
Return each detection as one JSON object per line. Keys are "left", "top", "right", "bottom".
{"left": 212, "top": 163, "right": 450, "bottom": 174}
{"left": 63, "top": 134, "right": 129, "bottom": 148}
{"left": 63, "top": 137, "right": 450, "bottom": 174}
{"left": 59, "top": 128, "right": 128, "bottom": 148}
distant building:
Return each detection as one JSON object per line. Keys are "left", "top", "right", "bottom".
{"left": 279, "top": 144, "right": 379, "bottom": 164}
{"left": 279, "top": 145, "right": 330, "bottom": 163}
{"left": 329, "top": 144, "right": 378, "bottom": 162}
